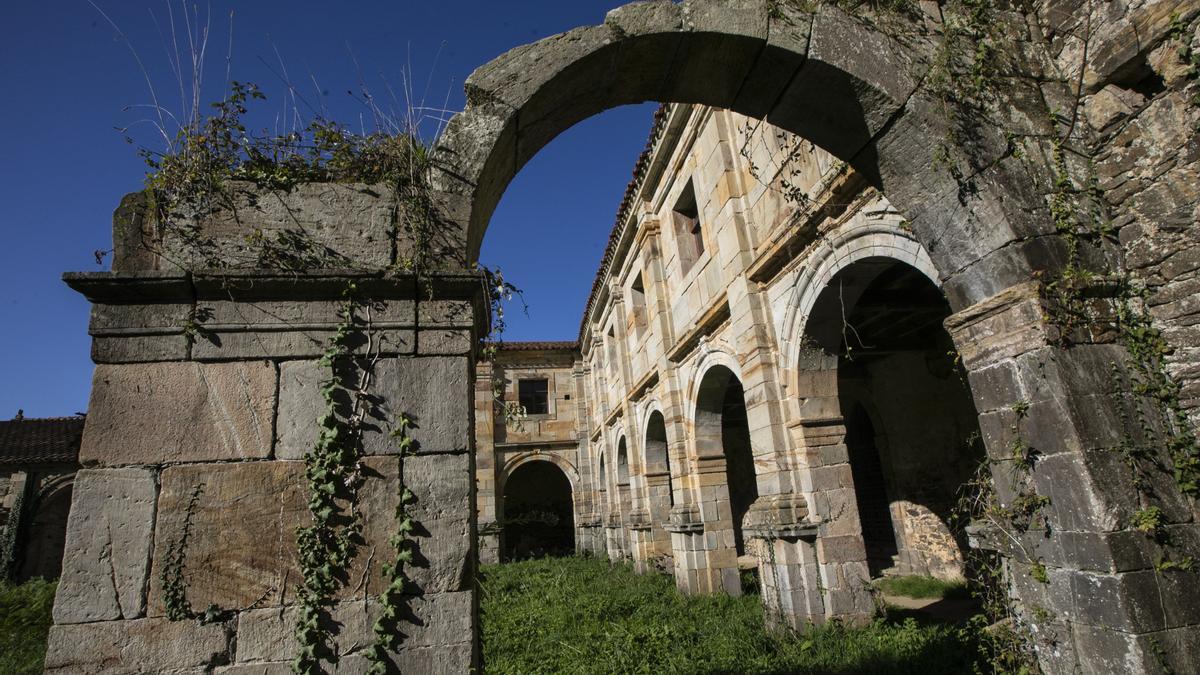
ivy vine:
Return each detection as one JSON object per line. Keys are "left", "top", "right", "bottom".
{"left": 292, "top": 284, "right": 372, "bottom": 674}
{"left": 365, "top": 413, "right": 418, "bottom": 673}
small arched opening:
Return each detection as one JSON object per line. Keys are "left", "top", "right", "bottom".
{"left": 643, "top": 410, "right": 673, "bottom": 557}
{"left": 501, "top": 460, "right": 575, "bottom": 561}
{"left": 694, "top": 365, "right": 758, "bottom": 558}
{"left": 804, "top": 257, "right": 983, "bottom": 580}
{"left": 17, "top": 479, "right": 74, "bottom": 582}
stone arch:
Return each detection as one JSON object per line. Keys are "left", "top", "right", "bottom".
{"left": 796, "top": 255, "right": 983, "bottom": 582}
{"left": 18, "top": 474, "right": 75, "bottom": 582}
{"left": 615, "top": 436, "right": 631, "bottom": 486}
{"left": 498, "top": 451, "right": 579, "bottom": 494}
{"left": 500, "top": 458, "right": 576, "bottom": 560}
{"left": 642, "top": 408, "right": 670, "bottom": 478}
{"left": 687, "top": 348, "right": 744, "bottom": 426}
{"left": 693, "top": 363, "right": 758, "bottom": 570}
{"left": 434, "top": 1, "right": 1052, "bottom": 309}
{"left": 778, "top": 219, "right": 939, "bottom": 380}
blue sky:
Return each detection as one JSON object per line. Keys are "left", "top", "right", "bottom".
{"left": 0, "top": 1, "right": 654, "bottom": 418}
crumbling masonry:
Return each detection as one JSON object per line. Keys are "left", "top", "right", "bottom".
{"left": 49, "top": 1, "right": 1200, "bottom": 673}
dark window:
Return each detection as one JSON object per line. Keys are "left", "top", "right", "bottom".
{"left": 519, "top": 379, "right": 549, "bottom": 414}
{"left": 630, "top": 272, "right": 648, "bottom": 338}
{"left": 673, "top": 180, "right": 704, "bottom": 274}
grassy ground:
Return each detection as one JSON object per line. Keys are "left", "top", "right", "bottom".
{"left": 874, "top": 575, "right": 970, "bottom": 600}
{"left": 0, "top": 578, "right": 56, "bottom": 675}
{"left": 480, "top": 556, "right": 977, "bottom": 674}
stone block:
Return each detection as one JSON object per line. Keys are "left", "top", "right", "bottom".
{"left": 417, "top": 328, "right": 473, "bottom": 355}
{"left": 190, "top": 298, "right": 415, "bottom": 361}
{"left": 663, "top": 2, "right": 769, "bottom": 111}
{"left": 277, "top": 356, "right": 470, "bottom": 459}
{"left": 93, "top": 333, "right": 191, "bottom": 363}
{"left": 192, "top": 328, "right": 414, "bottom": 361}
{"left": 770, "top": 3, "right": 919, "bottom": 162}
{"left": 148, "top": 461, "right": 307, "bottom": 616}
{"left": 111, "top": 190, "right": 158, "bottom": 272}
{"left": 54, "top": 468, "right": 157, "bottom": 624}
{"left": 816, "top": 534, "right": 866, "bottom": 563}
{"left": 159, "top": 181, "right": 397, "bottom": 271}
{"left": 89, "top": 302, "right": 192, "bottom": 363}
{"left": 735, "top": 1, "right": 812, "bottom": 118}
{"left": 81, "top": 361, "right": 276, "bottom": 466}
{"left": 141, "top": 453, "right": 470, "bottom": 625}
{"left": 351, "top": 454, "right": 474, "bottom": 598}
{"left": 234, "top": 591, "right": 472, "bottom": 666}
{"left": 44, "top": 617, "right": 231, "bottom": 674}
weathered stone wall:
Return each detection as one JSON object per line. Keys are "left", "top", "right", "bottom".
{"left": 1043, "top": 0, "right": 1200, "bottom": 428}
{"left": 51, "top": 186, "right": 482, "bottom": 672}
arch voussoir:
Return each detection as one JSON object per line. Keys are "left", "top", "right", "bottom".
{"left": 767, "top": 4, "right": 927, "bottom": 172}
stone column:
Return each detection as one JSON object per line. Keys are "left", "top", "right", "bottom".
{"left": 781, "top": 348, "right": 876, "bottom": 626}
{"left": 643, "top": 470, "right": 674, "bottom": 561}
{"left": 947, "top": 282, "right": 1200, "bottom": 674}
{"left": 692, "top": 453, "right": 741, "bottom": 596}
{"left": 474, "top": 360, "right": 501, "bottom": 565}
{"left": 665, "top": 503, "right": 707, "bottom": 594}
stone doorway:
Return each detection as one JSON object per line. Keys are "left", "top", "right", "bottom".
{"left": 501, "top": 460, "right": 575, "bottom": 561}
{"left": 695, "top": 365, "right": 758, "bottom": 562}
{"left": 805, "top": 258, "right": 983, "bottom": 582}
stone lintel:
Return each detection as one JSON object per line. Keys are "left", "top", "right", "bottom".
{"left": 65, "top": 270, "right": 484, "bottom": 305}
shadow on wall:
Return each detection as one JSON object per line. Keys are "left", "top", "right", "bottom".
{"left": 501, "top": 460, "right": 574, "bottom": 561}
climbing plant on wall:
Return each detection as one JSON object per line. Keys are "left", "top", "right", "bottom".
{"left": 132, "top": 79, "right": 524, "bottom": 671}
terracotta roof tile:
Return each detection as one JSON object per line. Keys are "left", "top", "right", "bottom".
{"left": 0, "top": 417, "right": 85, "bottom": 465}
{"left": 494, "top": 341, "right": 579, "bottom": 352}
{"left": 578, "top": 103, "right": 673, "bottom": 342}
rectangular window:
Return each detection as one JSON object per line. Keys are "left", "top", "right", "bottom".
{"left": 673, "top": 179, "right": 704, "bottom": 274}
{"left": 630, "top": 272, "right": 647, "bottom": 338}
{"left": 606, "top": 327, "right": 618, "bottom": 375}
{"left": 518, "top": 378, "right": 549, "bottom": 415}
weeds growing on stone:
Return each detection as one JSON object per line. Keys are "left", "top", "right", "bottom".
{"left": 479, "top": 556, "right": 976, "bottom": 674}
{"left": 875, "top": 575, "right": 970, "bottom": 601}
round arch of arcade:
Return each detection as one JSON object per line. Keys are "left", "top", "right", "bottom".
{"left": 497, "top": 451, "right": 580, "bottom": 494}
{"left": 686, "top": 348, "right": 744, "bottom": 426}
{"left": 778, "top": 219, "right": 940, "bottom": 385}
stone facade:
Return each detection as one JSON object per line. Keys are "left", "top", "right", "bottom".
{"left": 474, "top": 343, "right": 590, "bottom": 563}
{"left": 51, "top": 1, "right": 1200, "bottom": 673}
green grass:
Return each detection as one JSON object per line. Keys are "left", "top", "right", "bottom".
{"left": 0, "top": 578, "right": 57, "bottom": 675}
{"left": 480, "top": 556, "right": 976, "bottom": 674}
{"left": 874, "top": 575, "right": 969, "bottom": 600}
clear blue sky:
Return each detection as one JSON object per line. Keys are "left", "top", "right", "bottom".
{"left": 0, "top": 1, "right": 654, "bottom": 418}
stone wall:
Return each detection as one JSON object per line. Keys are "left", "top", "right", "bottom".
{"left": 51, "top": 183, "right": 482, "bottom": 673}
{"left": 474, "top": 343, "right": 588, "bottom": 564}
{"left": 1046, "top": 0, "right": 1200, "bottom": 427}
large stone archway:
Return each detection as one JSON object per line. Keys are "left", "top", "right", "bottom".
{"left": 49, "top": 2, "right": 1200, "bottom": 673}
{"left": 432, "top": 1, "right": 1053, "bottom": 311}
